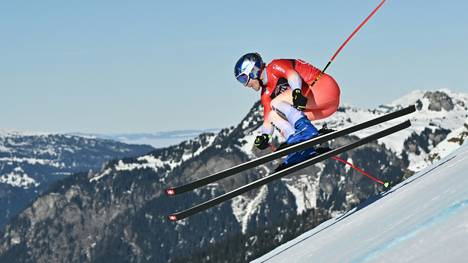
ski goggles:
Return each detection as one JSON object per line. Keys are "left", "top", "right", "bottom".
{"left": 236, "top": 73, "right": 250, "bottom": 86}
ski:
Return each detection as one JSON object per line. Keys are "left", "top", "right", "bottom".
{"left": 167, "top": 120, "right": 411, "bottom": 221}
{"left": 165, "top": 105, "right": 415, "bottom": 196}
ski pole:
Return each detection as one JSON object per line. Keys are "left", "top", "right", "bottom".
{"left": 270, "top": 143, "right": 389, "bottom": 187}
{"left": 304, "top": 0, "right": 387, "bottom": 97}
{"left": 332, "top": 156, "right": 389, "bottom": 187}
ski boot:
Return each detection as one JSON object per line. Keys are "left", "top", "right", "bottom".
{"left": 274, "top": 146, "right": 333, "bottom": 172}
{"left": 285, "top": 117, "right": 319, "bottom": 145}
{"left": 276, "top": 117, "right": 319, "bottom": 150}
{"left": 275, "top": 147, "right": 317, "bottom": 172}
{"left": 275, "top": 117, "right": 319, "bottom": 171}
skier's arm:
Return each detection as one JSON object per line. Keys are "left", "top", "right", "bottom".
{"left": 286, "top": 70, "right": 307, "bottom": 110}
{"left": 285, "top": 70, "right": 302, "bottom": 92}
{"left": 261, "top": 95, "right": 274, "bottom": 136}
{"left": 270, "top": 60, "right": 303, "bottom": 91}
{"left": 260, "top": 122, "right": 274, "bottom": 136}
{"left": 270, "top": 60, "right": 307, "bottom": 110}
{"left": 254, "top": 95, "right": 274, "bottom": 150}
{"left": 256, "top": 121, "right": 273, "bottom": 150}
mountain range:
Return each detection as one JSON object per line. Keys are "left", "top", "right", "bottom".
{"left": 0, "top": 132, "right": 154, "bottom": 228}
{"left": 0, "top": 89, "right": 466, "bottom": 262}
{"left": 70, "top": 129, "right": 220, "bottom": 148}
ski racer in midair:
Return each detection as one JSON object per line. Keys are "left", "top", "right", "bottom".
{"left": 234, "top": 53, "right": 341, "bottom": 167}
{"left": 167, "top": 1, "right": 395, "bottom": 220}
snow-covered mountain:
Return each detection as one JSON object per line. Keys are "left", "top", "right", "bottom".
{"left": 253, "top": 140, "right": 468, "bottom": 263}
{"left": 71, "top": 129, "right": 220, "bottom": 148}
{"left": 228, "top": 89, "right": 468, "bottom": 228}
{"left": 0, "top": 89, "right": 466, "bottom": 262}
{"left": 0, "top": 132, "right": 154, "bottom": 227}
{"left": 309, "top": 89, "right": 467, "bottom": 172}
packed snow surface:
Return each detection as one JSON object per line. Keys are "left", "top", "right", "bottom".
{"left": 253, "top": 142, "right": 468, "bottom": 263}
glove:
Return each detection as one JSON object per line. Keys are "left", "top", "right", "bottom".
{"left": 292, "top": 89, "right": 307, "bottom": 110}
{"left": 254, "top": 134, "right": 270, "bottom": 150}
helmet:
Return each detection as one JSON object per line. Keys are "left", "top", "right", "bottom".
{"left": 234, "top": 53, "right": 264, "bottom": 86}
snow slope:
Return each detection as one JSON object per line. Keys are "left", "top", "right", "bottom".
{"left": 253, "top": 141, "right": 468, "bottom": 263}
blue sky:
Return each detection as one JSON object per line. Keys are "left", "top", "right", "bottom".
{"left": 1, "top": 1, "right": 467, "bottom": 133}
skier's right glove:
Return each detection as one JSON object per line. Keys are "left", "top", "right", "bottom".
{"left": 254, "top": 134, "right": 270, "bottom": 150}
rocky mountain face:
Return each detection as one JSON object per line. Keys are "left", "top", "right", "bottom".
{"left": 0, "top": 89, "right": 466, "bottom": 263}
{"left": 0, "top": 133, "right": 154, "bottom": 228}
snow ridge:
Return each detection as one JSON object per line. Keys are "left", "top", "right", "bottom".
{"left": 88, "top": 133, "right": 216, "bottom": 182}
{"left": 231, "top": 185, "right": 269, "bottom": 234}
{"left": 0, "top": 167, "right": 39, "bottom": 188}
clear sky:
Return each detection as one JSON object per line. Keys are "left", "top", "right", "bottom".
{"left": 1, "top": 0, "right": 467, "bottom": 133}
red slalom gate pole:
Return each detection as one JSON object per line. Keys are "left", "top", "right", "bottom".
{"left": 332, "top": 155, "right": 389, "bottom": 187}
{"left": 304, "top": 0, "right": 387, "bottom": 97}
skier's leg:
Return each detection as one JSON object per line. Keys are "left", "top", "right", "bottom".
{"left": 271, "top": 99, "right": 304, "bottom": 126}
{"left": 275, "top": 146, "right": 317, "bottom": 172}
{"left": 266, "top": 111, "right": 295, "bottom": 139}
{"left": 269, "top": 94, "right": 318, "bottom": 169}
{"left": 270, "top": 97, "right": 318, "bottom": 145}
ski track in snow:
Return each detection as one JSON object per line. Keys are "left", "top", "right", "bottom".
{"left": 352, "top": 199, "right": 468, "bottom": 263}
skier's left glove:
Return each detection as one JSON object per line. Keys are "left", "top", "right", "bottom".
{"left": 292, "top": 89, "right": 307, "bottom": 110}
{"left": 254, "top": 134, "right": 270, "bottom": 150}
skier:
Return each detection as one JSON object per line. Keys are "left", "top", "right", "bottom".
{"left": 234, "top": 52, "right": 340, "bottom": 167}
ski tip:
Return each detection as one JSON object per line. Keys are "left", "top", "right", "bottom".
{"left": 165, "top": 188, "right": 176, "bottom": 196}
{"left": 168, "top": 214, "right": 178, "bottom": 221}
